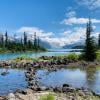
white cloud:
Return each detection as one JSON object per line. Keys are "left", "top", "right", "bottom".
{"left": 17, "top": 27, "right": 63, "bottom": 47}
{"left": 62, "top": 27, "right": 86, "bottom": 44}
{"left": 43, "top": 27, "right": 87, "bottom": 46}
{"left": 16, "top": 26, "right": 99, "bottom": 47}
{"left": 76, "top": 0, "right": 100, "bottom": 10}
{"left": 92, "top": 32, "right": 100, "bottom": 38}
{"left": 62, "top": 17, "right": 100, "bottom": 25}
{"left": 17, "top": 27, "right": 54, "bottom": 38}
{"left": 66, "top": 11, "right": 76, "bottom": 18}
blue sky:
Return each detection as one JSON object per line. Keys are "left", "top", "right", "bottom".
{"left": 0, "top": 0, "right": 100, "bottom": 46}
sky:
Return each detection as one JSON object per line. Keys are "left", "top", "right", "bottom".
{"left": 0, "top": 0, "right": 100, "bottom": 47}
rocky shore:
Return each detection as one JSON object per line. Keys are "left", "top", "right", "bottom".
{"left": 1, "top": 84, "right": 100, "bottom": 100}
{"left": 0, "top": 56, "right": 100, "bottom": 100}
{"left": 0, "top": 56, "right": 100, "bottom": 71}
{"left": 4, "top": 61, "right": 99, "bottom": 100}
{"left": 3, "top": 87, "right": 100, "bottom": 100}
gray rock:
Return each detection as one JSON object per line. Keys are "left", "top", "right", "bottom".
{"left": 8, "top": 93, "right": 15, "bottom": 100}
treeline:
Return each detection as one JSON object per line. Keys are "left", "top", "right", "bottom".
{"left": 0, "top": 32, "right": 46, "bottom": 52}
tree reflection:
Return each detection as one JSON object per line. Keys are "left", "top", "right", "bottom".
{"left": 85, "top": 66, "right": 97, "bottom": 88}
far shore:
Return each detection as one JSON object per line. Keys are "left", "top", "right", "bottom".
{"left": 0, "top": 49, "right": 48, "bottom": 54}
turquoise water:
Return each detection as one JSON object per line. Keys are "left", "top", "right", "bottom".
{"left": 36, "top": 69, "right": 100, "bottom": 94}
{"left": 0, "top": 49, "right": 81, "bottom": 60}
{"left": 0, "top": 49, "right": 83, "bottom": 95}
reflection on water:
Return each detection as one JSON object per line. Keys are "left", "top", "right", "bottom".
{"left": 0, "top": 69, "right": 27, "bottom": 95}
{"left": 0, "top": 67, "right": 100, "bottom": 95}
{"left": 36, "top": 68, "right": 100, "bottom": 94}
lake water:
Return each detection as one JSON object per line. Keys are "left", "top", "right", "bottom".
{"left": 0, "top": 69, "right": 27, "bottom": 95}
{"left": 0, "top": 49, "right": 81, "bottom": 60}
{"left": 0, "top": 68, "right": 100, "bottom": 95}
{"left": 1, "top": 49, "right": 98, "bottom": 96}
{"left": 36, "top": 68, "right": 100, "bottom": 94}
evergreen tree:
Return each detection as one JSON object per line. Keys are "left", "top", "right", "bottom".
{"left": 82, "top": 18, "right": 96, "bottom": 61}
{"left": 23, "top": 32, "right": 27, "bottom": 46}
{"left": 5, "top": 31, "right": 8, "bottom": 47}
{"left": 0, "top": 34, "right": 3, "bottom": 47}
{"left": 98, "top": 34, "right": 100, "bottom": 47}
{"left": 34, "top": 32, "right": 37, "bottom": 47}
{"left": 20, "top": 37, "right": 23, "bottom": 44}
{"left": 37, "top": 36, "right": 40, "bottom": 47}
{"left": 27, "top": 40, "right": 32, "bottom": 49}
{"left": 1, "top": 34, "right": 4, "bottom": 47}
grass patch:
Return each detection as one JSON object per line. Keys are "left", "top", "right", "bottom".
{"left": 39, "top": 94, "right": 55, "bottom": 100}
{"left": 13, "top": 51, "right": 100, "bottom": 62}
{"left": 96, "top": 51, "right": 100, "bottom": 61}
{"left": 39, "top": 53, "right": 80, "bottom": 61}
{"left": 0, "top": 48, "right": 10, "bottom": 53}
{"left": 66, "top": 53, "right": 79, "bottom": 60}
{"left": 13, "top": 55, "right": 41, "bottom": 61}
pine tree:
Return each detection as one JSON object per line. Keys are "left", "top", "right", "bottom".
{"left": 82, "top": 18, "right": 96, "bottom": 61}
{"left": 37, "top": 36, "right": 40, "bottom": 47}
{"left": 5, "top": 31, "right": 8, "bottom": 47}
{"left": 0, "top": 34, "right": 4, "bottom": 47}
{"left": 1, "top": 34, "right": 4, "bottom": 47}
{"left": 23, "top": 32, "right": 27, "bottom": 46}
{"left": 28, "top": 40, "right": 32, "bottom": 49}
{"left": 34, "top": 32, "right": 37, "bottom": 47}
{"left": 98, "top": 34, "right": 100, "bottom": 47}
{"left": 20, "top": 37, "right": 23, "bottom": 44}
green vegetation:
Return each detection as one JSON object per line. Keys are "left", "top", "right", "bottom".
{"left": 0, "top": 32, "right": 46, "bottom": 53}
{"left": 13, "top": 50, "right": 100, "bottom": 62}
{"left": 98, "top": 34, "right": 100, "bottom": 48}
{"left": 66, "top": 53, "right": 79, "bottom": 60}
{"left": 65, "top": 53, "right": 100, "bottom": 61}
{"left": 0, "top": 48, "right": 10, "bottom": 53}
{"left": 96, "top": 51, "right": 100, "bottom": 61}
{"left": 38, "top": 53, "right": 80, "bottom": 61}
{"left": 13, "top": 55, "right": 40, "bottom": 61}
{"left": 39, "top": 94, "right": 55, "bottom": 100}
{"left": 13, "top": 56, "right": 33, "bottom": 61}
{"left": 81, "top": 19, "right": 97, "bottom": 61}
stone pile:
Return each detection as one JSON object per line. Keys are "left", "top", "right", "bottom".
{"left": 0, "top": 57, "right": 99, "bottom": 70}
{"left": 25, "top": 65, "right": 43, "bottom": 91}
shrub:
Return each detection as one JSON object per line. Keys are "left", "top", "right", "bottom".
{"left": 67, "top": 53, "right": 79, "bottom": 60}
{"left": 39, "top": 94, "right": 55, "bottom": 100}
{"left": 14, "top": 55, "right": 33, "bottom": 61}
{"left": 96, "top": 51, "right": 100, "bottom": 61}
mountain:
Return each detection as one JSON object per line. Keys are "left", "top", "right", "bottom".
{"left": 39, "top": 40, "right": 52, "bottom": 49}
{"left": 62, "top": 36, "right": 99, "bottom": 49}
{"left": 72, "top": 45, "right": 84, "bottom": 49}
{"left": 62, "top": 40, "right": 85, "bottom": 49}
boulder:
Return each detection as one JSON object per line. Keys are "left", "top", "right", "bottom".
{"left": 8, "top": 93, "right": 15, "bottom": 100}
{"left": 0, "top": 96, "right": 5, "bottom": 100}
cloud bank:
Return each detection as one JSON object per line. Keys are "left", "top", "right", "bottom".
{"left": 62, "top": 17, "right": 100, "bottom": 25}
{"left": 76, "top": 0, "right": 100, "bottom": 10}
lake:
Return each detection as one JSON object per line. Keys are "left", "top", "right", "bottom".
{"left": 36, "top": 68, "right": 100, "bottom": 95}
{"left": 1, "top": 49, "right": 97, "bottom": 96}
{"left": 0, "top": 49, "right": 81, "bottom": 60}
{"left": 0, "top": 68, "right": 100, "bottom": 95}
{"left": 0, "top": 69, "right": 27, "bottom": 95}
